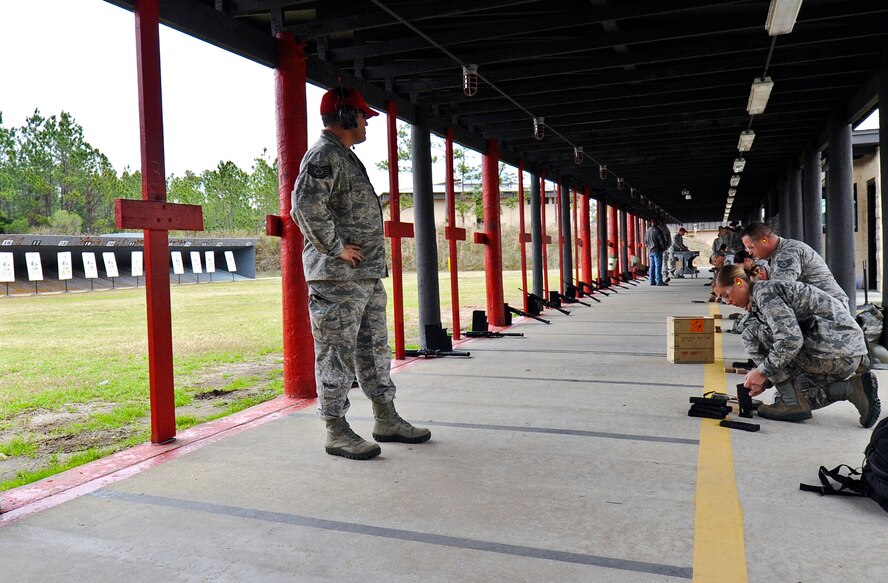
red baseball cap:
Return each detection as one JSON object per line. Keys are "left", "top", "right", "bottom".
{"left": 320, "top": 87, "right": 379, "bottom": 119}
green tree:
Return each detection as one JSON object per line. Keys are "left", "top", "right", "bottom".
{"left": 48, "top": 209, "right": 83, "bottom": 233}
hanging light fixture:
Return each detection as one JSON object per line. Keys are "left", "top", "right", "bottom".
{"left": 765, "top": 0, "right": 804, "bottom": 36}
{"left": 730, "top": 175, "right": 741, "bottom": 187}
{"left": 738, "top": 130, "right": 756, "bottom": 152}
{"left": 533, "top": 117, "right": 545, "bottom": 140}
{"left": 733, "top": 158, "right": 747, "bottom": 173}
{"left": 617, "top": 177, "right": 625, "bottom": 190}
{"left": 747, "top": 76, "right": 774, "bottom": 115}
{"left": 728, "top": 188, "right": 737, "bottom": 198}
{"left": 599, "top": 164, "right": 607, "bottom": 180}
{"left": 573, "top": 146, "right": 584, "bottom": 165}
{"left": 462, "top": 64, "right": 479, "bottom": 97}
{"left": 630, "top": 186, "right": 637, "bottom": 199}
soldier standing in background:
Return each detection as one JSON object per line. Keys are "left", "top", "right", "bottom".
{"left": 657, "top": 219, "right": 672, "bottom": 283}
{"left": 292, "top": 87, "right": 431, "bottom": 460}
{"left": 713, "top": 265, "right": 880, "bottom": 427}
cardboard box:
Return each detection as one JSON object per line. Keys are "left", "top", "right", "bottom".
{"left": 667, "top": 316, "right": 715, "bottom": 334}
{"left": 667, "top": 347, "right": 715, "bottom": 364}
{"left": 667, "top": 316, "right": 715, "bottom": 363}
{"left": 668, "top": 333, "right": 714, "bottom": 350}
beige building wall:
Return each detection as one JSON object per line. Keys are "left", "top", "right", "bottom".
{"left": 853, "top": 150, "right": 881, "bottom": 291}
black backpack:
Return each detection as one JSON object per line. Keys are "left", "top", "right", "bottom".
{"left": 800, "top": 416, "right": 888, "bottom": 513}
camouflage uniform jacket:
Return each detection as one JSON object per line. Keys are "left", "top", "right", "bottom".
{"left": 768, "top": 237, "right": 848, "bottom": 306}
{"left": 671, "top": 233, "right": 688, "bottom": 251}
{"left": 742, "top": 280, "right": 866, "bottom": 380}
{"left": 291, "top": 131, "right": 388, "bottom": 282}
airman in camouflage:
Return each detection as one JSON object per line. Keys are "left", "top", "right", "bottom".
{"left": 292, "top": 87, "right": 431, "bottom": 460}
{"left": 740, "top": 222, "right": 849, "bottom": 309}
{"left": 713, "top": 265, "right": 880, "bottom": 427}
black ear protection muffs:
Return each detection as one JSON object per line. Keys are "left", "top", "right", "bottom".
{"left": 333, "top": 87, "right": 359, "bottom": 130}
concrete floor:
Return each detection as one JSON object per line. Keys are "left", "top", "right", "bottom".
{"left": 2, "top": 277, "right": 887, "bottom": 582}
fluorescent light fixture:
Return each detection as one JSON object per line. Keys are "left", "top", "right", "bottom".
{"left": 573, "top": 146, "right": 584, "bottom": 165}
{"left": 733, "top": 158, "right": 746, "bottom": 173}
{"left": 738, "top": 130, "right": 756, "bottom": 152}
{"left": 747, "top": 76, "right": 774, "bottom": 115}
{"left": 728, "top": 188, "right": 737, "bottom": 197}
{"left": 765, "top": 0, "right": 804, "bottom": 36}
{"left": 730, "top": 175, "right": 741, "bottom": 187}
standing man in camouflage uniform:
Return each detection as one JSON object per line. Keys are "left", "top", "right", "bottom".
{"left": 740, "top": 222, "right": 849, "bottom": 310}
{"left": 292, "top": 87, "right": 431, "bottom": 460}
{"left": 657, "top": 219, "right": 672, "bottom": 283}
{"left": 713, "top": 265, "right": 879, "bottom": 426}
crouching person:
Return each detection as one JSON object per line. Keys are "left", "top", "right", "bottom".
{"left": 712, "top": 265, "right": 880, "bottom": 427}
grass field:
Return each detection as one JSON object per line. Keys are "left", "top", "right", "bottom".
{"left": 0, "top": 269, "right": 558, "bottom": 490}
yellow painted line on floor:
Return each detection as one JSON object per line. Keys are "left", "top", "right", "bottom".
{"left": 692, "top": 306, "right": 748, "bottom": 583}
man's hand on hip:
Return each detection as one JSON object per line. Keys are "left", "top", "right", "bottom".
{"left": 338, "top": 244, "right": 364, "bottom": 267}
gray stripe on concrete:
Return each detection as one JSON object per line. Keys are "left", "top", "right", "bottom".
{"left": 405, "top": 371, "right": 703, "bottom": 389}
{"left": 90, "top": 490, "right": 694, "bottom": 579}
{"left": 466, "top": 347, "right": 666, "bottom": 357}
{"left": 298, "top": 414, "right": 699, "bottom": 446}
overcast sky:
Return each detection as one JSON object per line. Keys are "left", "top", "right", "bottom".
{"left": 0, "top": 0, "right": 878, "bottom": 197}
{"left": 0, "top": 0, "right": 406, "bottom": 194}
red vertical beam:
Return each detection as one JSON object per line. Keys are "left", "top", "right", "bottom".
{"left": 581, "top": 186, "right": 592, "bottom": 285}
{"left": 540, "top": 171, "right": 549, "bottom": 296}
{"left": 556, "top": 180, "right": 564, "bottom": 295}
{"left": 134, "top": 0, "right": 175, "bottom": 443}
{"left": 386, "top": 102, "right": 407, "bottom": 357}
{"left": 482, "top": 138, "right": 505, "bottom": 325}
{"left": 276, "top": 34, "right": 316, "bottom": 397}
{"left": 444, "top": 128, "right": 461, "bottom": 340}
{"left": 517, "top": 161, "right": 528, "bottom": 312}
{"left": 627, "top": 212, "right": 636, "bottom": 277}
{"left": 572, "top": 187, "right": 579, "bottom": 284}
{"left": 608, "top": 205, "right": 619, "bottom": 278}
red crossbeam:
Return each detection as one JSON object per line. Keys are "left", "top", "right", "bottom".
{"left": 116, "top": 199, "right": 204, "bottom": 231}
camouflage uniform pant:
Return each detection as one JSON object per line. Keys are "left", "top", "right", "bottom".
{"left": 742, "top": 319, "right": 863, "bottom": 409}
{"left": 308, "top": 279, "right": 395, "bottom": 419}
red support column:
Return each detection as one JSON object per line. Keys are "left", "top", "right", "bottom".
{"left": 540, "top": 171, "right": 549, "bottom": 296}
{"left": 444, "top": 128, "right": 466, "bottom": 339}
{"left": 274, "top": 34, "right": 315, "bottom": 398}
{"left": 384, "top": 102, "right": 412, "bottom": 357}
{"left": 581, "top": 186, "right": 593, "bottom": 286}
{"left": 130, "top": 0, "right": 178, "bottom": 443}
{"left": 556, "top": 180, "right": 564, "bottom": 295}
{"left": 479, "top": 138, "right": 505, "bottom": 325}
{"left": 517, "top": 161, "right": 529, "bottom": 312}
{"left": 627, "top": 212, "right": 636, "bottom": 277}
{"left": 573, "top": 187, "right": 579, "bottom": 284}
{"left": 118, "top": 6, "right": 206, "bottom": 441}
{"left": 608, "top": 205, "right": 619, "bottom": 279}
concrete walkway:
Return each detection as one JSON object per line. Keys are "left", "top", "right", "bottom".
{"left": 2, "top": 277, "right": 887, "bottom": 582}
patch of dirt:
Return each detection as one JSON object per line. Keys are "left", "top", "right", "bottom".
{"left": 0, "top": 354, "right": 284, "bottom": 489}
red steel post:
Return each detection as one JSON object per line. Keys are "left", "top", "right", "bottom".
{"left": 275, "top": 34, "right": 316, "bottom": 398}
{"left": 573, "top": 187, "right": 579, "bottom": 284}
{"left": 581, "top": 187, "right": 593, "bottom": 285}
{"left": 540, "top": 171, "right": 549, "bottom": 296}
{"left": 556, "top": 180, "right": 564, "bottom": 295}
{"left": 387, "top": 102, "right": 407, "bottom": 356}
{"left": 517, "top": 161, "right": 529, "bottom": 312}
{"left": 482, "top": 138, "right": 505, "bottom": 325}
{"left": 627, "top": 212, "right": 636, "bottom": 277}
{"left": 134, "top": 0, "right": 176, "bottom": 443}
{"left": 444, "top": 128, "right": 461, "bottom": 339}
{"left": 608, "top": 204, "right": 619, "bottom": 279}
